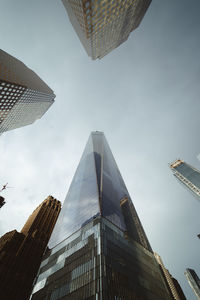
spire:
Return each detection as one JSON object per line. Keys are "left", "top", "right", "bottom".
{"left": 49, "top": 132, "right": 151, "bottom": 252}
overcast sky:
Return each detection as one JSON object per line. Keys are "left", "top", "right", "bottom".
{"left": 0, "top": 1, "right": 200, "bottom": 299}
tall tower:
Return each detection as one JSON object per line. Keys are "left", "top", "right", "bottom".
{"left": 0, "top": 49, "right": 55, "bottom": 134}
{"left": 184, "top": 268, "right": 200, "bottom": 299}
{"left": 0, "top": 196, "right": 61, "bottom": 300}
{"left": 31, "top": 132, "right": 171, "bottom": 300}
{"left": 62, "top": 0, "right": 152, "bottom": 59}
{"left": 170, "top": 159, "right": 200, "bottom": 200}
{"left": 154, "top": 253, "right": 186, "bottom": 300}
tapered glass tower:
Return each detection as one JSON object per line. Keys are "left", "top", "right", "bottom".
{"left": 31, "top": 132, "right": 171, "bottom": 300}
{"left": 170, "top": 159, "right": 200, "bottom": 200}
{"left": 62, "top": 0, "right": 152, "bottom": 59}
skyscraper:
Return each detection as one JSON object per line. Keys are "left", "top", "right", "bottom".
{"left": 0, "top": 196, "right": 61, "bottom": 300}
{"left": 31, "top": 132, "right": 171, "bottom": 300}
{"left": 154, "top": 253, "right": 186, "bottom": 300}
{"left": 0, "top": 49, "right": 55, "bottom": 134}
{"left": 184, "top": 268, "right": 200, "bottom": 299}
{"left": 170, "top": 159, "right": 200, "bottom": 200}
{"left": 62, "top": 0, "right": 152, "bottom": 59}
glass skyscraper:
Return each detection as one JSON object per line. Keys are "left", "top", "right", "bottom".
{"left": 0, "top": 49, "right": 55, "bottom": 134}
{"left": 31, "top": 132, "right": 171, "bottom": 300}
{"left": 62, "top": 0, "right": 152, "bottom": 59}
{"left": 170, "top": 159, "right": 200, "bottom": 200}
{"left": 184, "top": 268, "right": 200, "bottom": 299}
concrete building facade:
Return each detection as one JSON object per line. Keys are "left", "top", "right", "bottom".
{"left": 0, "top": 196, "right": 61, "bottom": 300}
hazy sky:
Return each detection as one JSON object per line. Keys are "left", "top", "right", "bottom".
{"left": 0, "top": 1, "right": 200, "bottom": 298}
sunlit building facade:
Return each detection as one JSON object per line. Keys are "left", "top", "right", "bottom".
{"left": 31, "top": 132, "right": 171, "bottom": 300}
{"left": 0, "top": 49, "right": 55, "bottom": 134}
{"left": 170, "top": 159, "right": 200, "bottom": 200}
{"left": 62, "top": 0, "right": 152, "bottom": 59}
{"left": 154, "top": 253, "right": 186, "bottom": 300}
{"left": 0, "top": 196, "right": 61, "bottom": 300}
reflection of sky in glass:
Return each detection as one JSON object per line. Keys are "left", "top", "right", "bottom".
{"left": 49, "top": 135, "right": 100, "bottom": 248}
{"left": 92, "top": 133, "right": 128, "bottom": 230}
{"left": 101, "top": 136, "right": 129, "bottom": 230}
{"left": 49, "top": 132, "right": 131, "bottom": 248}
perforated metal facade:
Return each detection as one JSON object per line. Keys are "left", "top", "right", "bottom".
{"left": 62, "top": 0, "right": 152, "bottom": 59}
{"left": 0, "top": 50, "right": 55, "bottom": 134}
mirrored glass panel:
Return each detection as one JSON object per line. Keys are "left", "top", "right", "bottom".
{"left": 49, "top": 135, "right": 100, "bottom": 247}
{"left": 175, "top": 162, "right": 200, "bottom": 189}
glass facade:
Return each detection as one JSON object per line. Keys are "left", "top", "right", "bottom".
{"left": 62, "top": 0, "right": 152, "bottom": 59}
{"left": 184, "top": 268, "right": 200, "bottom": 299}
{"left": 31, "top": 132, "right": 171, "bottom": 300}
{"left": 49, "top": 132, "right": 150, "bottom": 251}
{"left": 49, "top": 134, "right": 100, "bottom": 247}
{"left": 170, "top": 159, "right": 200, "bottom": 200}
{"left": 93, "top": 132, "right": 128, "bottom": 230}
{"left": 31, "top": 217, "right": 171, "bottom": 300}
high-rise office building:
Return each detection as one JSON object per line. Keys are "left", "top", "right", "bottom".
{"left": 62, "top": 0, "right": 152, "bottom": 59}
{"left": 170, "top": 159, "right": 200, "bottom": 200}
{"left": 0, "top": 196, "right": 61, "bottom": 300}
{"left": 0, "top": 49, "right": 55, "bottom": 134}
{"left": 31, "top": 132, "right": 171, "bottom": 300}
{"left": 184, "top": 268, "right": 200, "bottom": 299}
{"left": 154, "top": 253, "right": 186, "bottom": 300}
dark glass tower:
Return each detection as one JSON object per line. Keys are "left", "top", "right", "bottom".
{"left": 170, "top": 159, "right": 200, "bottom": 200}
{"left": 31, "top": 132, "right": 171, "bottom": 300}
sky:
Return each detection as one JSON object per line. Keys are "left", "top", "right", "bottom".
{"left": 0, "top": 0, "right": 200, "bottom": 298}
